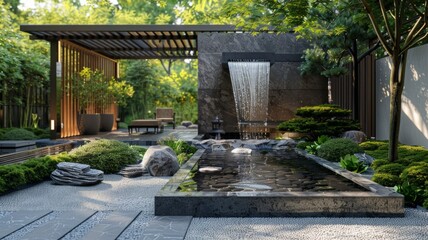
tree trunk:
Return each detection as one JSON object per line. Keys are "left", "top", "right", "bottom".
{"left": 351, "top": 39, "right": 359, "bottom": 121}
{"left": 388, "top": 53, "right": 407, "bottom": 162}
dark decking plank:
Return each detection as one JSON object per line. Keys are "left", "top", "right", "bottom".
{"left": 81, "top": 211, "right": 141, "bottom": 240}
{"left": 0, "top": 210, "right": 52, "bottom": 238}
{"left": 139, "top": 216, "right": 193, "bottom": 240}
{"left": 20, "top": 210, "right": 96, "bottom": 240}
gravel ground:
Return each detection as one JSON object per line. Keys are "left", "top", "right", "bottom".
{"left": 1, "top": 175, "right": 427, "bottom": 239}
{"left": 0, "top": 175, "right": 170, "bottom": 211}
{"left": 186, "top": 209, "right": 428, "bottom": 240}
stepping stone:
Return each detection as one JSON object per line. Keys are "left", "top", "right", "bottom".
{"left": 21, "top": 210, "right": 96, "bottom": 240}
{"left": 81, "top": 211, "right": 141, "bottom": 240}
{"left": 0, "top": 210, "right": 52, "bottom": 238}
{"left": 139, "top": 216, "right": 193, "bottom": 240}
{"left": 118, "top": 164, "right": 148, "bottom": 178}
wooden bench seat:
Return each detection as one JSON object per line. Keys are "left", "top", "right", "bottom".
{"left": 128, "top": 119, "right": 163, "bottom": 134}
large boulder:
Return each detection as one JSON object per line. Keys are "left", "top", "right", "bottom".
{"left": 142, "top": 146, "right": 179, "bottom": 176}
{"left": 342, "top": 130, "right": 367, "bottom": 143}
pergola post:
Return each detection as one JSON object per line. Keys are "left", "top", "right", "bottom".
{"left": 49, "top": 40, "right": 59, "bottom": 139}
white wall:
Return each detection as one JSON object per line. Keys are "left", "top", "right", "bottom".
{"left": 376, "top": 44, "right": 428, "bottom": 148}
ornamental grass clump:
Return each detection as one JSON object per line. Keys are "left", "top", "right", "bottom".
{"left": 317, "top": 138, "right": 363, "bottom": 162}
{"left": 69, "top": 139, "right": 139, "bottom": 174}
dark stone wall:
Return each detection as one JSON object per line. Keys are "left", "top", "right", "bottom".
{"left": 198, "top": 32, "right": 327, "bottom": 134}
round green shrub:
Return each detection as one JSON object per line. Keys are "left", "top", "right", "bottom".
{"left": 376, "top": 163, "right": 405, "bottom": 176}
{"left": 130, "top": 145, "right": 147, "bottom": 158}
{"left": 22, "top": 158, "right": 52, "bottom": 181}
{"left": 400, "top": 162, "right": 428, "bottom": 188}
{"left": 0, "top": 165, "right": 27, "bottom": 191}
{"left": 0, "top": 177, "right": 7, "bottom": 195}
{"left": 69, "top": 139, "right": 139, "bottom": 174}
{"left": 24, "top": 128, "right": 50, "bottom": 139}
{"left": 0, "top": 128, "right": 37, "bottom": 140}
{"left": 316, "top": 138, "right": 363, "bottom": 162}
{"left": 297, "top": 141, "right": 312, "bottom": 150}
{"left": 372, "top": 173, "right": 401, "bottom": 187}
{"left": 296, "top": 104, "right": 351, "bottom": 119}
{"left": 371, "top": 159, "right": 389, "bottom": 170}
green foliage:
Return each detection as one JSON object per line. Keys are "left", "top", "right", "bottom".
{"left": 400, "top": 162, "right": 428, "bottom": 188}
{"left": 395, "top": 181, "right": 426, "bottom": 207}
{"left": 305, "top": 135, "right": 332, "bottom": 155}
{"left": 277, "top": 105, "right": 359, "bottom": 140}
{"left": 376, "top": 163, "right": 405, "bottom": 176}
{"left": 158, "top": 137, "right": 197, "bottom": 166}
{"left": 296, "top": 104, "right": 351, "bottom": 119}
{"left": 69, "top": 139, "right": 139, "bottom": 174}
{"left": 360, "top": 140, "right": 389, "bottom": 151}
{"left": 0, "top": 165, "right": 26, "bottom": 192}
{"left": 130, "top": 145, "right": 148, "bottom": 159}
{"left": 0, "top": 128, "right": 37, "bottom": 140}
{"left": 296, "top": 141, "right": 312, "bottom": 150}
{"left": 372, "top": 173, "right": 401, "bottom": 187}
{"left": 24, "top": 127, "right": 50, "bottom": 139}
{"left": 317, "top": 138, "right": 363, "bottom": 162}
{"left": 339, "top": 154, "right": 368, "bottom": 173}
{"left": 371, "top": 159, "right": 389, "bottom": 170}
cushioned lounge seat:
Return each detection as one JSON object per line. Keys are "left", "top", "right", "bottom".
{"left": 128, "top": 119, "right": 163, "bottom": 134}
{"left": 156, "top": 108, "right": 176, "bottom": 129}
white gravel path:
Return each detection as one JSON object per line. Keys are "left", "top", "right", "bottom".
{"left": 1, "top": 175, "right": 427, "bottom": 239}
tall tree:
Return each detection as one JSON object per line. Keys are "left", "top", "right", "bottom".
{"left": 359, "top": 0, "right": 428, "bottom": 162}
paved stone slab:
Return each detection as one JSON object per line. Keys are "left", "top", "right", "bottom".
{"left": 0, "top": 210, "right": 52, "bottom": 238}
{"left": 20, "top": 210, "right": 96, "bottom": 240}
{"left": 140, "top": 216, "right": 193, "bottom": 240}
{"left": 81, "top": 211, "right": 141, "bottom": 240}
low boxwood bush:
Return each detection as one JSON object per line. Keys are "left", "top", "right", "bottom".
{"left": 400, "top": 162, "right": 428, "bottom": 188}
{"left": 0, "top": 165, "right": 27, "bottom": 191}
{"left": 130, "top": 145, "right": 147, "bottom": 158}
{"left": 69, "top": 139, "right": 139, "bottom": 174}
{"left": 376, "top": 163, "right": 405, "bottom": 176}
{"left": 317, "top": 138, "right": 363, "bottom": 162}
{"left": 24, "top": 128, "right": 50, "bottom": 139}
{"left": 0, "top": 128, "right": 37, "bottom": 140}
{"left": 277, "top": 104, "right": 360, "bottom": 140}
{"left": 371, "top": 159, "right": 389, "bottom": 170}
{"left": 372, "top": 173, "right": 401, "bottom": 187}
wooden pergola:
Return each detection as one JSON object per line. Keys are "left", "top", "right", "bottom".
{"left": 20, "top": 25, "right": 237, "bottom": 138}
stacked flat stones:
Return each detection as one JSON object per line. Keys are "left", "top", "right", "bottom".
{"left": 51, "top": 162, "right": 104, "bottom": 186}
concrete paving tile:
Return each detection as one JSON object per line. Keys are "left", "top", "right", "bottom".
{"left": 81, "top": 211, "right": 141, "bottom": 240}
{"left": 140, "top": 216, "right": 193, "bottom": 240}
{"left": 0, "top": 210, "right": 52, "bottom": 238}
{"left": 19, "top": 210, "right": 96, "bottom": 240}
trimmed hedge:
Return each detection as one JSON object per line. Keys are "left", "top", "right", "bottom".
{"left": 0, "top": 153, "right": 68, "bottom": 195}
{"left": 317, "top": 138, "right": 363, "bottom": 162}
{"left": 372, "top": 173, "right": 401, "bottom": 187}
{"left": 277, "top": 104, "right": 360, "bottom": 140}
{"left": 376, "top": 163, "right": 405, "bottom": 176}
{"left": 69, "top": 139, "right": 139, "bottom": 174}
{"left": 0, "top": 128, "right": 37, "bottom": 140}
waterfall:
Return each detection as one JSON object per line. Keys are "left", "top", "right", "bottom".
{"left": 228, "top": 62, "right": 270, "bottom": 139}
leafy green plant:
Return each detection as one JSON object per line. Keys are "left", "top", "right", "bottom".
{"left": 69, "top": 139, "right": 139, "bottom": 173}
{"left": 158, "top": 137, "right": 197, "bottom": 156}
{"left": 0, "top": 128, "right": 37, "bottom": 140}
{"left": 395, "top": 181, "right": 425, "bottom": 207}
{"left": 130, "top": 145, "right": 147, "bottom": 159}
{"left": 339, "top": 154, "right": 368, "bottom": 173}
{"left": 31, "top": 113, "right": 39, "bottom": 128}
{"left": 372, "top": 173, "right": 401, "bottom": 187}
{"left": 317, "top": 138, "right": 363, "bottom": 162}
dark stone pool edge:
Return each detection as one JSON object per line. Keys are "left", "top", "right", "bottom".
{"left": 155, "top": 149, "right": 404, "bottom": 217}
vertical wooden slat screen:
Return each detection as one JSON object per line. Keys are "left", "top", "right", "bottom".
{"left": 330, "top": 55, "right": 376, "bottom": 138}
{"left": 59, "top": 40, "right": 118, "bottom": 138}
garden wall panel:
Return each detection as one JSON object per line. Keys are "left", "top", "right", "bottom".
{"left": 197, "top": 33, "right": 327, "bottom": 135}
{"left": 59, "top": 41, "right": 118, "bottom": 138}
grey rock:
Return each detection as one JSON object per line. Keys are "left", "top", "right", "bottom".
{"left": 276, "top": 139, "right": 297, "bottom": 148}
{"left": 142, "top": 146, "right": 179, "bottom": 176}
{"left": 212, "top": 144, "right": 228, "bottom": 151}
{"left": 118, "top": 164, "right": 148, "bottom": 178}
{"left": 231, "top": 147, "right": 252, "bottom": 154}
{"left": 188, "top": 124, "right": 198, "bottom": 129}
{"left": 354, "top": 153, "right": 375, "bottom": 165}
{"left": 51, "top": 162, "right": 103, "bottom": 186}
{"left": 342, "top": 130, "right": 367, "bottom": 143}
{"left": 181, "top": 121, "right": 193, "bottom": 127}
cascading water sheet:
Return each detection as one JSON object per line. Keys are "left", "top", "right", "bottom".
{"left": 228, "top": 62, "right": 270, "bottom": 139}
